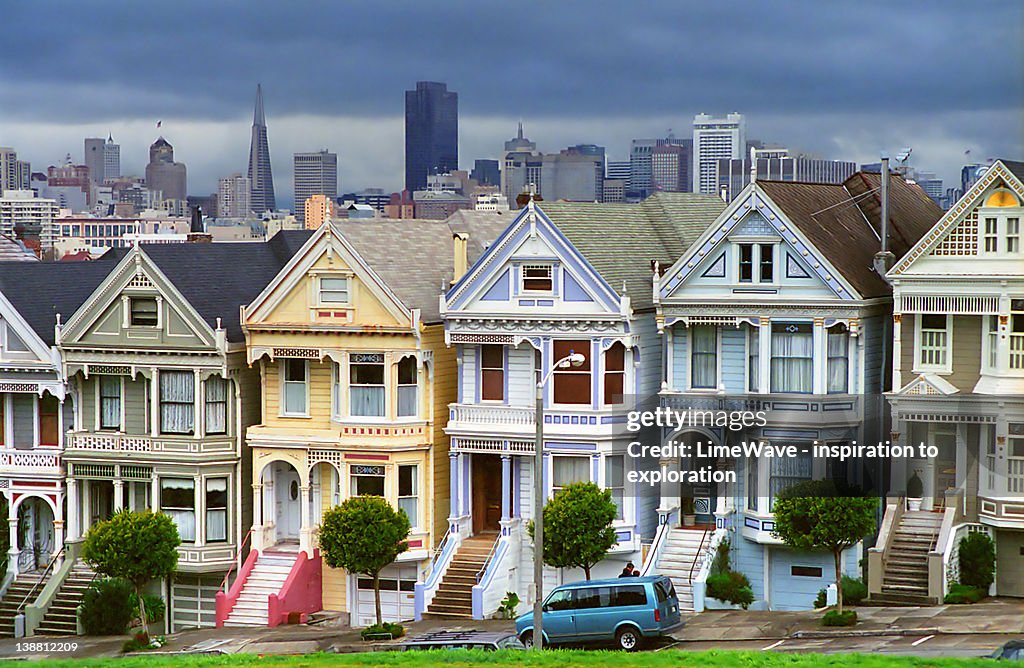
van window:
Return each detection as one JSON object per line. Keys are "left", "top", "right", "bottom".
{"left": 612, "top": 585, "right": 647, "bottom": 607}
{"left": 575, "top": 587, "right": 612, "bottom": 609}
{"left": 544, "top": 589, "right": 574, "bottom": 611}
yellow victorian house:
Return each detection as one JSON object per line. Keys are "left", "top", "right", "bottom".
{"left": 221, "top": 218, "right": 498, "bottom": 627}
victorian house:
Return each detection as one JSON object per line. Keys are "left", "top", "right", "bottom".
{"left": 427, "top": 194, "right": 727, "bottom": 620}
{"left": 653, "top": 171, "right": 941, "bottom": 611}
{"left": 874, "top": 159, "right": 1024, "bottom": 602}
{"left": 231, "top": 218, "right": 502, "bottom": 628}
{"left": 52, "top": 233, "right": 310, "bottom": 633}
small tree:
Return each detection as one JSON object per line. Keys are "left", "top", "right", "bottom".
{"left": 529, "top": 481, "right": 617, "bottom": 579}
{"left": 82, "top": 510, "right": 180, "bottom": 638}
{"left": 319, "top": 496, "right": 409, "bottom": 627}
{"left": 772, "top": 480, "right": 877, "bottom": 615}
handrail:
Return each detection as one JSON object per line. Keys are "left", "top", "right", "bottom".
{"left": 424, "top": 528, "right": 451, "bottom": 584}
{"left": 16, "top": 546, "right": 65, "bottom": 615}
{"left": 221, "top": 528, "right": 253, "bottom": 593}
{"left": 475, "top": 534, "right": 501, "bottom": 584}
{"left": 688, "top": 529, "right": 710, "bottom": 582}
{"left": 639, "top": 521, "right": 670, "bottom": 577}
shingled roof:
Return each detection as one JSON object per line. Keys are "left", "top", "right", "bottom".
{"left": 757, "top": 172, "right": 943, "bottom": 299}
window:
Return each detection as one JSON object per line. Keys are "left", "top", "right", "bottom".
{"left": 770, "top": 323, "right": 813, "bottom": 393}
{"left": 746, "top": 457, "right": 759, "bottom": 512}
{"left": 130, "top": 297, "right": 158, "bottom": 326}
{"left": 398, "top": 464, "right": 418, "bottom": 527}
{"left": 827, "top": 325, "right": 849, "bottom": 393}
{"left": 397, "top": 357, "right": 418, "bottom": 417}
{"left": 350, "top": 464, "right": 385, "bottom": 496}
{"left": 552, "top": 340, "right": 590, "bottom": 404}
{"left": 282, "top": 359, "right": 308, "bottom": 415}
{"left": 606, "top": 455, "right": 625, "bottom": 520}
{"left": 205, "top": 377, "right": 228, "bottom": 434}
{"left": 575, "top": 587, "right": 611, "bottom": 609}
{"left": 691, "top": 326, "right": 718, "bottom": 389}
{"left": 1008, "top": 218, "right": 1021, "bottom": 253}
{"left": 748, "top": 326, "right": 759, "bottom": 392}
{"left": 984, "top": 217, "right": 998, "bottom": 253}
{"left": 611, "top": 585, "right": 648, "bottom": 607}
{"left": 603, "top": 342, "right": 625, "bottom": 405}
{"left": 917, "top": 314, "right": 950, "bottom": 370}
{"left": 160, "top": 370, "right": 194, "bottom": 434}
{"left": 205, "top": 478, "right": 227, "bottom": 542}
{"left": 39, "top": 394, "right": 59, "bottom": 446}
{"left": 986, "top": 315, "right": 999, "bottom": 368}
{"left": 319, "top": 276, "right": 349, "bottom": 303}
{"left": 543, "top": 589, "right": 574, "bottom": 611}
{"left": 738, "top": 244, "right": 753, "bottom": 282}
{"left": 1012, "top": 302, "right": 1024, "bottom": 371}
{"left": 769, "top": 450, "right": 812, "bottom": 510}
{"left": 791, "top": 566, "right": 823, "bottom": 578}
{"left": 480, "top": 345, "right": 504, "bottom": 401}
{"left": 759, "top": 244, "right": 774, "bottom": 282}
{"left": 522, "top": 264, "right": 553, "bottom": 292}
{"left": 350, "top": 353, "right": 385, "bottom": 417}
{"left": 738, "top": 244, "right": 775, "bottom": 283}
{"left": 552, "top": 456, "right": 589, "bottom": 495}
{"left": 99, "top": 376, "right": 121, "bottom": 430}
{"left": 161, "top": 478, "right": 195, "bottom": 542}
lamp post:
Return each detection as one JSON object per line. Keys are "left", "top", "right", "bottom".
{"left": 533, "top": 349, "right": 586, "bottom": 650}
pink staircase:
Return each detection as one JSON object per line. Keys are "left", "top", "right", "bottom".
{"left": 215, "top": 549, "right": 323, "bottom": 628}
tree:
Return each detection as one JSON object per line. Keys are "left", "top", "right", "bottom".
{"left": 529, "top": 481, "right": 617, "bottom": 580}
{"left": 772, "top": 480, "right": 877, "bottom": 614}
{"left": 81, "top": 510, "right": 180, "bottom": 638}
{"left": 319, "top": 496, "right": 409, "bottom": 627}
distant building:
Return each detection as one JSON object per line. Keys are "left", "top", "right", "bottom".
{"left": 56, "top": 212, "right": 189, "bottom": 249}
{"left": 84, "top": 135, "right": 119, "bottom": 184}
{"left": 501, "top": 123, "right": 542, "bottom": 205}
{"left": 264, "top": 212, "right": 303, "bottom": 238}
{"left": 340, "top": 188, "right": 391, "bottom": 214}
{"left": 304, "top": 194, "right": 337, "bottom": 230}
{"left": 41, "top": 161, "right": 92, "bottom": 210}
{"left": 0, "top": 148, "right": 31, "bottom": 192}
{"left": 716, "top": 148, "right": 857, "bottom": 200}
{"left": 629, "top": 135, "right": 690, "bottom": 198}
{"left": 338, "top": 202, "right": 376, "bottom": 219}
{"left": 0, "top": 190, "right": 59, "bottom": 250}
{"left": 293, "top": 150, "right": 338, "bottom": 223}
{"left": 540, "top": 145, "right": 605, "bottom": 202}
{"left": 426, "top": 170, "right": 474, "bottom": 194}
{"left": 187, "top": 194, "right": 218, "bottom": 218}
{"left": 602, "top": 178, "right": 627, "bottom": 203}
{"left": 471, "top": 159, "right": 500, "bottom": 187}
{"left": 651, "top": 143, "right": 691, "bottom": 192}
{"left": 218, "top": 173, "right": 252, "bottom": 218}
{"left": 474, "top": 192, "right": 509, "bottom": 211}
{"left": 248, "top": 84, "right": 276, "bottom": 214}
{"left": 405, "top": 81, "right": 458, "bottom": 193}
{"left": 606, "top": 160, "right": 631, "bottom": 181}
{"left": 145, "top": 137, "right": 187, "bottom": 202}
{"left": 384, "top": 191, "right": 415, "bottom": 219}
{"left": 413, "top": 189, "right": 472, "bottom": 220}
{"left": 692, "top": 112, "right": 746, "bottom": 193}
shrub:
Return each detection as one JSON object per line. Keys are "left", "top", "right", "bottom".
{"left": 706, "top": 570, "right": 754, "bottom": 609}
{"left": 498, "top": 591, "right": 520, "bottom": 619}
{"left": 958, "top": 532, "right": 995, "bottom": 591}
{"left": 360, "top": 622, "right": 405, "bottom": 640}
{"left": 711, "top": 539, "right": 731, "bottom": 575}
{"left": 79, "top": 578, "right": 136, "bottom": 636}
{"left": 944, "top": 583, "right": 987, "bottom": 604}
{"left": 128, "top": 593, "right": 166, "bottom": 625}
{"left": 121, "top": 631, "right": 165, "bottom": 653}
{"left": 814, "top": 576, "right": 867, "bottom": 608}
{"left": 822, "top": 610, "right": 858, "bottom": 627}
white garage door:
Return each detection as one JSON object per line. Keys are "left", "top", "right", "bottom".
{"left": 171, "top": 573, "right": 223, "bottom": 632}
{"left": 356, "top": 565, "right": 417, "bottom": 627}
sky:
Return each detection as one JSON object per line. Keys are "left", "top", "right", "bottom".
{"left": 1, "top": 1, "right": 1021, "bottom": 209}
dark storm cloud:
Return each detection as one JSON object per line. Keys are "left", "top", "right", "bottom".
{"left": 1, "top": 0, "right": 1020, "bottom": 122}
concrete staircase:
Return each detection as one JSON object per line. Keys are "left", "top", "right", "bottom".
{"left": 0, "top": 572, "right": 50, "bottom": 637}
{"left": 874, "top": 511, "right": 943, "bottom": 605}
{"left": 35, "top": 562, "right": 96, "bottom": 636}
{"left": 223, "top": 552, "right": 297, "bottom": 628}
{"left": 425, "top": 534, "right": 497, "bottom": 619}
{"left": 653, "top": 528, "right": 714, "bottom": 611}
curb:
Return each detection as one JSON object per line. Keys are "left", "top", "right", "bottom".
{"left": 791, "top": 627, "right": 939, "bottom": 639}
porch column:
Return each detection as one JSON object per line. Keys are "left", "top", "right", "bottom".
{"left": 53, "top": 520, "right": 65, "bottom": 568}
{"left": 892, "top": 313, "right": 902, "bottom": 391}
{"left": 460, "top": 453, "right": 470, "bottom": 516}
{"left": 812, "top": 318, "right": 825, "bottom": 395}
{"left": 193, "top": 370, "right": 203, "bottom": 438}
{"left": 193, "top": 474, "right": 204, "bottom": 547}
{"left": 7, "top": 498, "right": 18, "bottom": 576}
{"left": 112, "top": 478, "right": 124, "bottom": 512}
{"left": 664, "top": 326, "right": 674, "bottom": 391}
{"left": 659, "top": 457, "right": 680, "bottom": 516}
{"left": 758, "top": 319, "right": 771, "bottom": 394}
{"left": 150, "top": 474, "right": 160, "bottom": 518}
{"left": 501, "top": 455, "right": 511, "bottom": 521}
{"left": 150, "top": 368, "right": 160, "bottom": 436}
{"left": 82, "top": 479, "right": 92, "bottom": 533}
{"left": 251, "top": 482, "right": 264, "bottom": 551}
{"left": 448, "top": 453, "right": 458, "bottom": 519}
{"left": 299, "top": 485, "right": 312, "bottom": 555}
{"left": 66, "top": 478, "right": 79, "bottom": 540}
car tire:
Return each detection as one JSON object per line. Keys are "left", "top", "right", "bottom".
{"left": 520, "top": 632, "right": 535, "bottom": 649}
{"left": 615, "top": 626, "right": 641, "bottom": 652}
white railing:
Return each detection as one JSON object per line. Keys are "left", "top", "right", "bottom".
{"left": 472, "top": 534, "right": 510, "bottom": 620}
{"left": 450, "top": 404, "right": 534, "bottom": 426}
{"left": 65, "top": 432, "right": 234, "bottom": 454}
{"left": 690, "top": 528, "right": 728, "bottom": 613}
{"left": 448, "top": 403, "right": 613, "bottom": 432}
{"left": 1011, "top": 334, "right": 1024, "bottom": 370}
{"left": 639, "top": 516, "right": 674, "bottom": 577}
{"left": 452, "top": 438, "right": 534, "bottom": 454}
{"left": 65, "top": 433, "right": 152, "bottom": 452}
{"left": 415, "top": 527, "right": 459, "bottom": 621}
{"left": 0, "top": 448, "right": 61, "bottom": 469}
{"left": 942, "top": 523, "right": 993, "bottom": 599}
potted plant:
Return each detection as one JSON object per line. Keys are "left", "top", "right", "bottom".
{"left": 907, "top": 471, "right": 924, "bottom": 511}
{"left": 682, "top": 497, "right": 697, "bottom": 527}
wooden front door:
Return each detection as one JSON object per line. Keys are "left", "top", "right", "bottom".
{"left": 472, "top": 454, "right": 503, "bottom": 534}
{"left": 39, "top": 394, "right": 60, "bottom": 446}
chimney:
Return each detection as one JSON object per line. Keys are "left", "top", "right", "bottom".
{"left": 451, "top": 232, "right": 468, "bottom": 284}
{"left": 188, "top": 204, "right": 213, "bottom": 243}
{"left": 872, "top": 154, "right": 895, "bottom": 281}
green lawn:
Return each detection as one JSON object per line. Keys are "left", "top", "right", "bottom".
{"left": 3, "top": 650, "right": 992, "bottom": 668}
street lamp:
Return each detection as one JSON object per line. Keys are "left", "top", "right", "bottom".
{"left": 533, "top": 349, "right": 586, "bottom": 650}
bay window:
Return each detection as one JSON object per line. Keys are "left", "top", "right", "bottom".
{"left": 397, "top": 357, "right": 418, "bottom": 417}
{"left": 99, "top": 376, "right": 121, "bottom": 430}
{"left": 603, "top": 342, "right": 625, "bottom": 405}
{"left": 350, "top": 353, "right": 385, "bottom": 417}
{"left": 552, "top": 456, "right": 589, "bottom": 495}
{"left": 282, "top": 359, "right": 308, "bottom": 416}
{"left": 160, "top": 370, "right": 194, "bottom": 434}
{"left": 770, "top": 323, "right": 813, "bottom": 393}
{"left": 691, "top": 326, "right": 718, "bottom": 389}
{"left": 480, "top": 345, "right": 504, "bottom": 401}
{"left": 769, "top": 450, "right": 812, "bottom": 510}
{"left": 205, "top": 478, "right": 227, "bottom": 542}
{"left": 827, "top": 325, "right": 849, "bottom": 393}
{"left": 398, "top": 464, "right": 418, "bottom": 527}
{"left": 605, "top": 455, "right": 625, "bottom": 520}
{"left": 748, "top": 326, "right": 759, "bottom": 392}
{"left": 746, "top": 457, "right": 759, "bottom": 512}
{"left": 161, "top": 478, "right": 195, "bottom": 541}
{"left": 552, "top": 340, "right": 590, "bottom": 404}
{"left": 205, "top": 376, "right": 228, "bottom": 434}
{"left": 917, "top": 314, "right": 950, "bottom": 370}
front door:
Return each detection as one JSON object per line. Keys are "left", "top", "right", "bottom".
{"left": 472, "top": 454, "right": 502, "bottom": 534}
{"left": 274, "top": 465, "right": 301, "bottom": 541}
{"left": 997, "top": 530, "right": 1024, "bottom": 597}
{"left": 89, "top": 480, "right": 114, "bottom": 528}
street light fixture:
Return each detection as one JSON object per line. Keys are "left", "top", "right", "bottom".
{"left": 533, "top": 349, "right": 586, "bottom": 650}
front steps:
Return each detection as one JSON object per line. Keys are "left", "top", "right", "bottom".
{"left": 0, "top": 573, "right": 50, "bottom": 637}
{"left": 223, "top": 552, "right": 297, "bottom": 627}
{"left": 35, "top": 562, "right": 96, "bottom": 636}
{"left": 874, "top": 510, "right": 943, "bottom": 606}
{"left": 425, "top": 533, "right": 497, "bottom": 619}
{"left": 652, "top": 528, "right": 714, "bottom": 611}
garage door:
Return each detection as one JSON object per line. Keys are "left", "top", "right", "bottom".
{"left": 355, "top": 565, "right": 417, "bottom": 626}
{"left": 171, "top": 573, "right": 224, "bottom": 631}
{"left": 997, "top": 530, "right": 1024, "bottom": 598}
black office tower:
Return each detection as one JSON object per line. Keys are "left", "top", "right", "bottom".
{"left": 405, "top": 81, "right": 458, "bottom": 193}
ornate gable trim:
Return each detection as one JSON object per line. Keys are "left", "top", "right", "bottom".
{"left": 897, "top": 373, "right": 960, "bottom": 397}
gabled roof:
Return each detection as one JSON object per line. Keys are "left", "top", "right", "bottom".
{"left": 0, "top": 235, "right": 38, "bottom": 262}
{"left": 1003, "top": 159, "right": 1024, "bottom": 182}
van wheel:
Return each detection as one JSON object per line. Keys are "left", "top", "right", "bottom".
{"left": 616, "top": 626, "right": 641, "bottom": 651}
{"left": 520, "top": 632, "right": 535, "bottom": 649}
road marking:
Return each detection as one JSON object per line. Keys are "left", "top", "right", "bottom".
{"left": 762, "top": 640, "right": 785, "bottom": 651}
{"left": 654, "top": 641, "right": 681, "bottom": 652}
{"left": 911, "top": 635, "right": 935, "bottom": 646}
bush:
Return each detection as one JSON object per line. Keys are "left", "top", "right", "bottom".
{"left": 79, "top": 578, "right": 136, "bottom": 636}
{"left": 706, "top": 571, "right": 754, "bottom": 609}
{"left": 944, "top": 583, "right": 987, "bottom": 604}
{"left": 711, "top": 539, "right": 731, "bottom": 575}
{"left": 814, "top": 576, "right": 867, "bottom": 609}
{"left": 121, "top": 631, "right": 165, "bottom": 653}
{"left": 822, "top": 610, "right": 858, "bottom": 627}
{"left": 128, "top": 593, "right": 166, "bottom": 624}
{"left": 361, "top": 622, "right": 404, "bottom": 640}
{"left": 958, "top": 532, "right": 995, "bottom": 591}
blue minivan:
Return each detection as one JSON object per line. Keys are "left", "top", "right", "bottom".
{"left": 515, "top": 575, "right": 681, "bottom": 650}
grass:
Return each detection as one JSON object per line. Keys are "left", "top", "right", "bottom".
{"left": 2, "top": 649, "right": 994, "bottom": 668}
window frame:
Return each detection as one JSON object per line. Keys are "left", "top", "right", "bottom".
{"left": 747, "top": 325, "right": 760, "bottom": 393}
{"left": 826, "top": 324, "right": 850, "bottom": 394}
{"left": 689, "top": 325, "right": 719, "bottom": 390}
{"left": 129, "top": 296, "right": 159, "bottom": 327}
{"left": 349, "top": 353, "right": 386, "bottom": 418}
{"left": 204, "top": 477, "right": 228, "bottom": 543}
{"left": 552, "top": 455, "right": 590, "bottom": 495}
{"left": 159, "top": 370, "right": 195, "bottom": 435}
{"left": 605, "top": 455, "right": 625, "bottom": 521}
{"left": 398, "top": 464, "right": 419, "bottom": 528}
{"left": 480, "top": 344, "right": 505, "bottom": 403}
{"left": 397, "top": 356, "right": 418, "bottom": 418}
{"left": 769, "top": 322, "right": 814, "bottom": 394}
{"left": 281, "top": 358, "right": 310, "bottom": 417}
{"left": 350, "top": 464, "right": 386, "bottom": 497}
{"left": 915, "top": 313, "right": 952, "bottom": 373}
{"left": 552, "top": 340, "right": 591, "bottom": 405}
{"left": 603, "top": 342, "right": 626, "bottom": 406}
{"left": 160, "top": 477, "right": 196, "bottom": 543}
{"left": 521, "top": 263, "right": 554, "bottom": 293}
{"left": 318, "top": 275, "right": 350, "bottom": 305}
{"left": 204, "top": 376, "right": 229, "bottom": 435}
{"left": 735, "top": 243, "right": 776, "bottom": 284}
{"left": 98, "top": 375, "right": 123, "bottom": 431}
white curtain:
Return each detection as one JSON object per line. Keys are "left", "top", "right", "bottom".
{"left": 205, "top": 377, "right": 228, "bottom": 434}
{"left": 205, "top": 478, "right": 227, "bottom": 542}
{"left": 161, "top": 478, "right": 195, "bottom": 541}
{"left": 553, "top": 456, "right": 589, "bottom": 491}
{"left": 351, "top": 386, "right": 385, "bottom": 417}
{"left": 100, "top": 376, "right": 121, "bottom": 428}
{"left": 827, "top": 330, "right": 849, "bottom": 393}
{"left": 691, "top": 326, "right": 717, "bottom": 389}
{"left": 769, "top": 451, "right": 812, "bottom": 509}
{"left": 605, "top": 456, "right": 624, "bottom": 520}
{"left": 770, "top": 327, "right": 813, "bottom": 393}
{"left": 160, "top": 371, "right": 195, "bottom": 434}
{"left": 398, "top": 464, "right": 418, "bottom": 525}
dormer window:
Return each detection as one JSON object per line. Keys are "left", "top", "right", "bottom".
{"left": 130, "top": 297, "right": 158, "bottom": 326}
{"left": 522, "top": 264, "right": 553, "bottom": 292}
{"left": 737, "top": 244, "right": 775, "bottom": 283}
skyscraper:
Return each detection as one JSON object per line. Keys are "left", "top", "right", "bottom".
{"left": 248, "top": 84, "right": 276, "bottom": 214}
{"left": 145, "top": 137, "right": 187, "bottom": 201}
{"left": 85, "top": 135, "right": 120, "bottom": 184}
{"left": 404, "top": 81, "right": 458, "bottom": 193}
{"left": 692, "top": 113, "right": 746, "bottom": 194}
{"left": 217, "top": 173, "right": 251, "bottom": 218}
{"left": 293, "top": 150, "right": 338, "bottom": 223}
{"left": 716, "top": 148, "right": 857, "bottom": 200}
{"left": 0, "top": 148, "right": 30, "bottom": 192}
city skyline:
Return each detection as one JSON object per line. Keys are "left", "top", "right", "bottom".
{"left": 0, "top": 2, "right": 1019, "bottom": 207}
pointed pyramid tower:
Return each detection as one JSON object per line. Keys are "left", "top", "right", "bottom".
{"left": 247, "top": 84, "right": 276, "bottom": 214}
